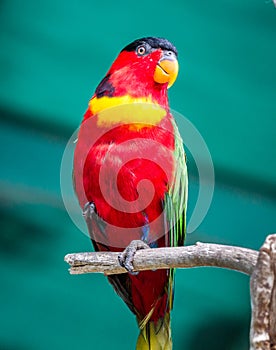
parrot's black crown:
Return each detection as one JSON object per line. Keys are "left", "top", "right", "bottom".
{"left": 122, "top": 37, "right": 178, "bottom": 57}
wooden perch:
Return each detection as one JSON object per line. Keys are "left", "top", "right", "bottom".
{"left": 64, "top": 242, "right": 258, "bottom": 275}
{"left": 64, "top": 234, "right": 276, "bottom": 349}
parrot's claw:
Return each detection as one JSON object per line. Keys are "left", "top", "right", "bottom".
{"left": 83, "top": 202, "right": 96, "bottom": 221}
{"left": 118, "top": 240, "right": 150, "bottom": 275}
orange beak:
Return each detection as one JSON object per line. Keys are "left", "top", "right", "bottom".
{"left": 153, "top": 51, "right": 179, "bottom": 88}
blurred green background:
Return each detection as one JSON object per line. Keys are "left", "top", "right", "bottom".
{"left": 0, "top": 1, "right": 275, "bottom": 349}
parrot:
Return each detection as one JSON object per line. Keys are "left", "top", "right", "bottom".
{"left": 73, "top": 37, "right": 188, "bottom": 350}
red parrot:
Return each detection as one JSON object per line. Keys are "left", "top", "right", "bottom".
{"left": 73, "top": 37, "right": 187, "bottom": 349}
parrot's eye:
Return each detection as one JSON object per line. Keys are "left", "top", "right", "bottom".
{"left": 136, "top": 45, "right": 147, "bottom": 56}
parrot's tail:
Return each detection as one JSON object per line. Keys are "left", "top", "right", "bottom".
{"left": 136, "top": 313, "right": 172, "bottom": 350}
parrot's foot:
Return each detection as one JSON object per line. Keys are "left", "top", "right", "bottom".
{"left": 83, "top": 201, "right": 96, "bottom": 221}
{"left": 118, "top": 240, "right": 150, "bottom": 274}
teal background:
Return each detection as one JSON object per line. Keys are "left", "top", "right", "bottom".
{"left": 0, "top": 1, "right": 275, "bottom": 349}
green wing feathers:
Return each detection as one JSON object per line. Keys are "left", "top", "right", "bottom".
{"left": 166, "top": 119, "right": 188, "bottom": 248}
{"left": 163, "top": 119, "right": 188, "bottom": 312}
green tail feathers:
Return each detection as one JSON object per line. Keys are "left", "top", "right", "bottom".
{"left": 136, "top": 313, "right": 172, "bottom": 350}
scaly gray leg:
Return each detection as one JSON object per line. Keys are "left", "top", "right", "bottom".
{"left": 118, "top": 240, "right": 150, "bottom": 274}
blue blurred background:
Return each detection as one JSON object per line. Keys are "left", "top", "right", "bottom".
{"left": 0, "top": 1, "right": 275, "bottom": 349}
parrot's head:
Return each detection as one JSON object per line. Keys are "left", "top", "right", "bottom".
{"left": 94, "top": 37, "right": 178, "bottom": 100}
{"left": 116, "top": 37, "right": 178, "bottom": 88}
{"left": 87, "top": 37, "right": 179, "bottom": 119}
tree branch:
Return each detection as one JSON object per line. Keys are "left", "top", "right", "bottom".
{"left": 64, "top": 234, "right": 276, "bottom": 349}
{"left": 250, "top": 234, "right": 276, "bottom": 350}
{"left": 64, "top": 242, "right": 258, "bottom": 276}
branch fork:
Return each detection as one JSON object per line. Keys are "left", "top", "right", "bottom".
{"left": 64, "top": 234, "right": 276, "bottom": 349}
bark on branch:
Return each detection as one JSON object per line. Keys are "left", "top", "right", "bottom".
{"left": 250, "top": 234, "right": 276, "bottom": 350}
{"left": 64, "top": 242, "right": 258, "bottom": 276}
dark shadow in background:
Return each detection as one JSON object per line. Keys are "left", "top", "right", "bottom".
{"left": 0, "top": 344, "right": 29, "bottom": 350}
{"left": 185, "top": 315, "right": 250, "bottom": 350}
{"left": 0, "top": 206, "right": 55, "bottom": 263}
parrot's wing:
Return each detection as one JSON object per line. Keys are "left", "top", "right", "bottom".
{"left": 164, "top": 119, "right": 188, "bottom": 248}
{"left": 163, "top": 119, "right": 188, "bottom": 311}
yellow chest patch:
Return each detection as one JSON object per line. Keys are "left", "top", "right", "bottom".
{"left": 89, "top": 95, "right": 167, "bottom": 128}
